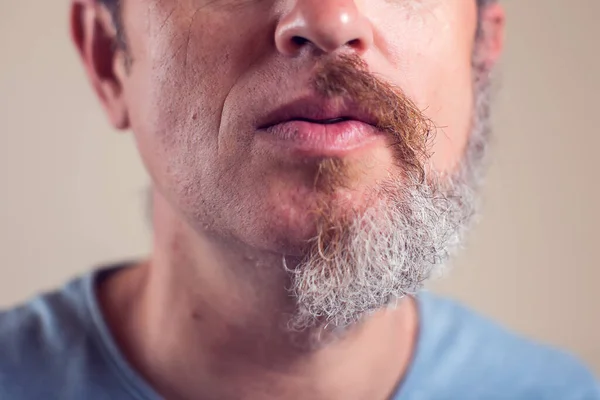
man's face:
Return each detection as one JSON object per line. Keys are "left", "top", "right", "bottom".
{"left": 84, "top": 0, "right": 502, "bottom": 329}
{"left": 116, "top": 0, "right": 480, "bottom": 252}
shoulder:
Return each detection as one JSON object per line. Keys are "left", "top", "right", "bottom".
{"left": 404, "top": 292, "right": 599, "bottom": 399}
{"left": 0, "top": 279, "right": 89, "bottom": 359}
{"left": 0, "top": 275, "right": 113, "bottom": 399}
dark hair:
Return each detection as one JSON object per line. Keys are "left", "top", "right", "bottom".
{"left": 97, "top": 0, "right": 125, "bottom": 49}
{"left": 98, "top": 0, "right": 119, "bottom": 22}
{"left": 98, "top": 0, "right": 118, "bottom": 14}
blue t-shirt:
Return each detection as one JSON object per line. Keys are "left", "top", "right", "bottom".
{"left": 0, "top": 266, "right": 598, "bottom": 399}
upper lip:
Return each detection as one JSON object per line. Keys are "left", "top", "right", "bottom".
{"left": 256, "top": 96, "right": 380, "bottom": 130}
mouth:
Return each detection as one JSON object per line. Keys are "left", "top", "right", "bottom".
{"left": 256, "top": 97, "right": 384, "bottom": 157}
{"left": 293, "top": 117, "right": 351, "bottom": 124}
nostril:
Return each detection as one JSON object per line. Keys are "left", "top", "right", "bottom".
{"left": 347, "top": 39, "right": 360, "bottom": 47}
{"left": 291, "top": 36, "right": 309, "bottom": 47}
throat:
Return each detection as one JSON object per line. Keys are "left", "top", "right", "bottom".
{"left": 105, "top": 197, "right": 420, "bottom": 400}
{"left": 141, "top": 261, "right": 417, "bottom": 400}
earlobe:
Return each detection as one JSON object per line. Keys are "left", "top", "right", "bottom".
{"left": 70, "top": 1, "right": 130, "bottom": 130}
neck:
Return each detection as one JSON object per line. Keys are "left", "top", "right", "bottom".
{"left": 99, "top": 190, "right": 419, "bottom": 400}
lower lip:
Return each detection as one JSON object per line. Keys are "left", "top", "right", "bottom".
{"left": 257, "top": 120, "right": 384, "bottom": 156}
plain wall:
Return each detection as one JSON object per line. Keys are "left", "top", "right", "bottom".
{"left": 1, "top": 0, "right": 598, "bottom": 373}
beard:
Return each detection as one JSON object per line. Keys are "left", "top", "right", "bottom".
{"left": 284, "top": 55, "right": 493, "bottom": 333}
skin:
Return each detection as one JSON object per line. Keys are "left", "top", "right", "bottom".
{"left": 70, "top": 0, "right": 504, "bottom": 399}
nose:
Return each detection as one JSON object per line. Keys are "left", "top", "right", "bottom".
{"left": 275, "top": 0, "right": 374, "bottom": 56}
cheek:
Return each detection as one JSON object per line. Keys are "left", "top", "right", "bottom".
{"left": 419, "top": 41, "right": 475, "bottom": 174}
{"left": 123, "top": 5, "right": 240, "bottom": 194}
{"left": 121, "top": 1, "right": 279, "bottom": 235}
{"left": 380, "top": 2, "right": 476, "bottom": 173}
{"left": 425, "top": 6, "right": 477, "bottom": 173}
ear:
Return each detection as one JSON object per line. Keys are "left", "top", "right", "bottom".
{"left": 477, "top": 2, "right": 506, "bottom": 71}
{"left": 71, "top": 0, "right": 130, "bottom": 130}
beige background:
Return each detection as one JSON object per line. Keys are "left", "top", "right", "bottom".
{"left": 0, "top": 0, "right": 598, "bottom": 374}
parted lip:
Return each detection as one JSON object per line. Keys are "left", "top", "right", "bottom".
{"left": 256, "top": 96, "right": 381, "bottom": 130}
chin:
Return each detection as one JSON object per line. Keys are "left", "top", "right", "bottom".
{"left": 250, "top": 180, "right": 385, "bottom": 256}
{"left": 201, "top": 150, "right": 401, "bottom": 255}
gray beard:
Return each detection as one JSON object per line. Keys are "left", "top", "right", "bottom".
{"left": 285, "top": 75, "right": 492, "bottom": 333}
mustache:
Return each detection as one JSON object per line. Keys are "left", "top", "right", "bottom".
{"left": 301, "top": 55, "right": 437, "bottom": 269}
{"left": 310, "top": 54, "right": 435, "bottom": 182}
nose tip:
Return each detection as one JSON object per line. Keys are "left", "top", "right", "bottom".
{"left": 275, "top": 0, "right": 374, "bottom": 56}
